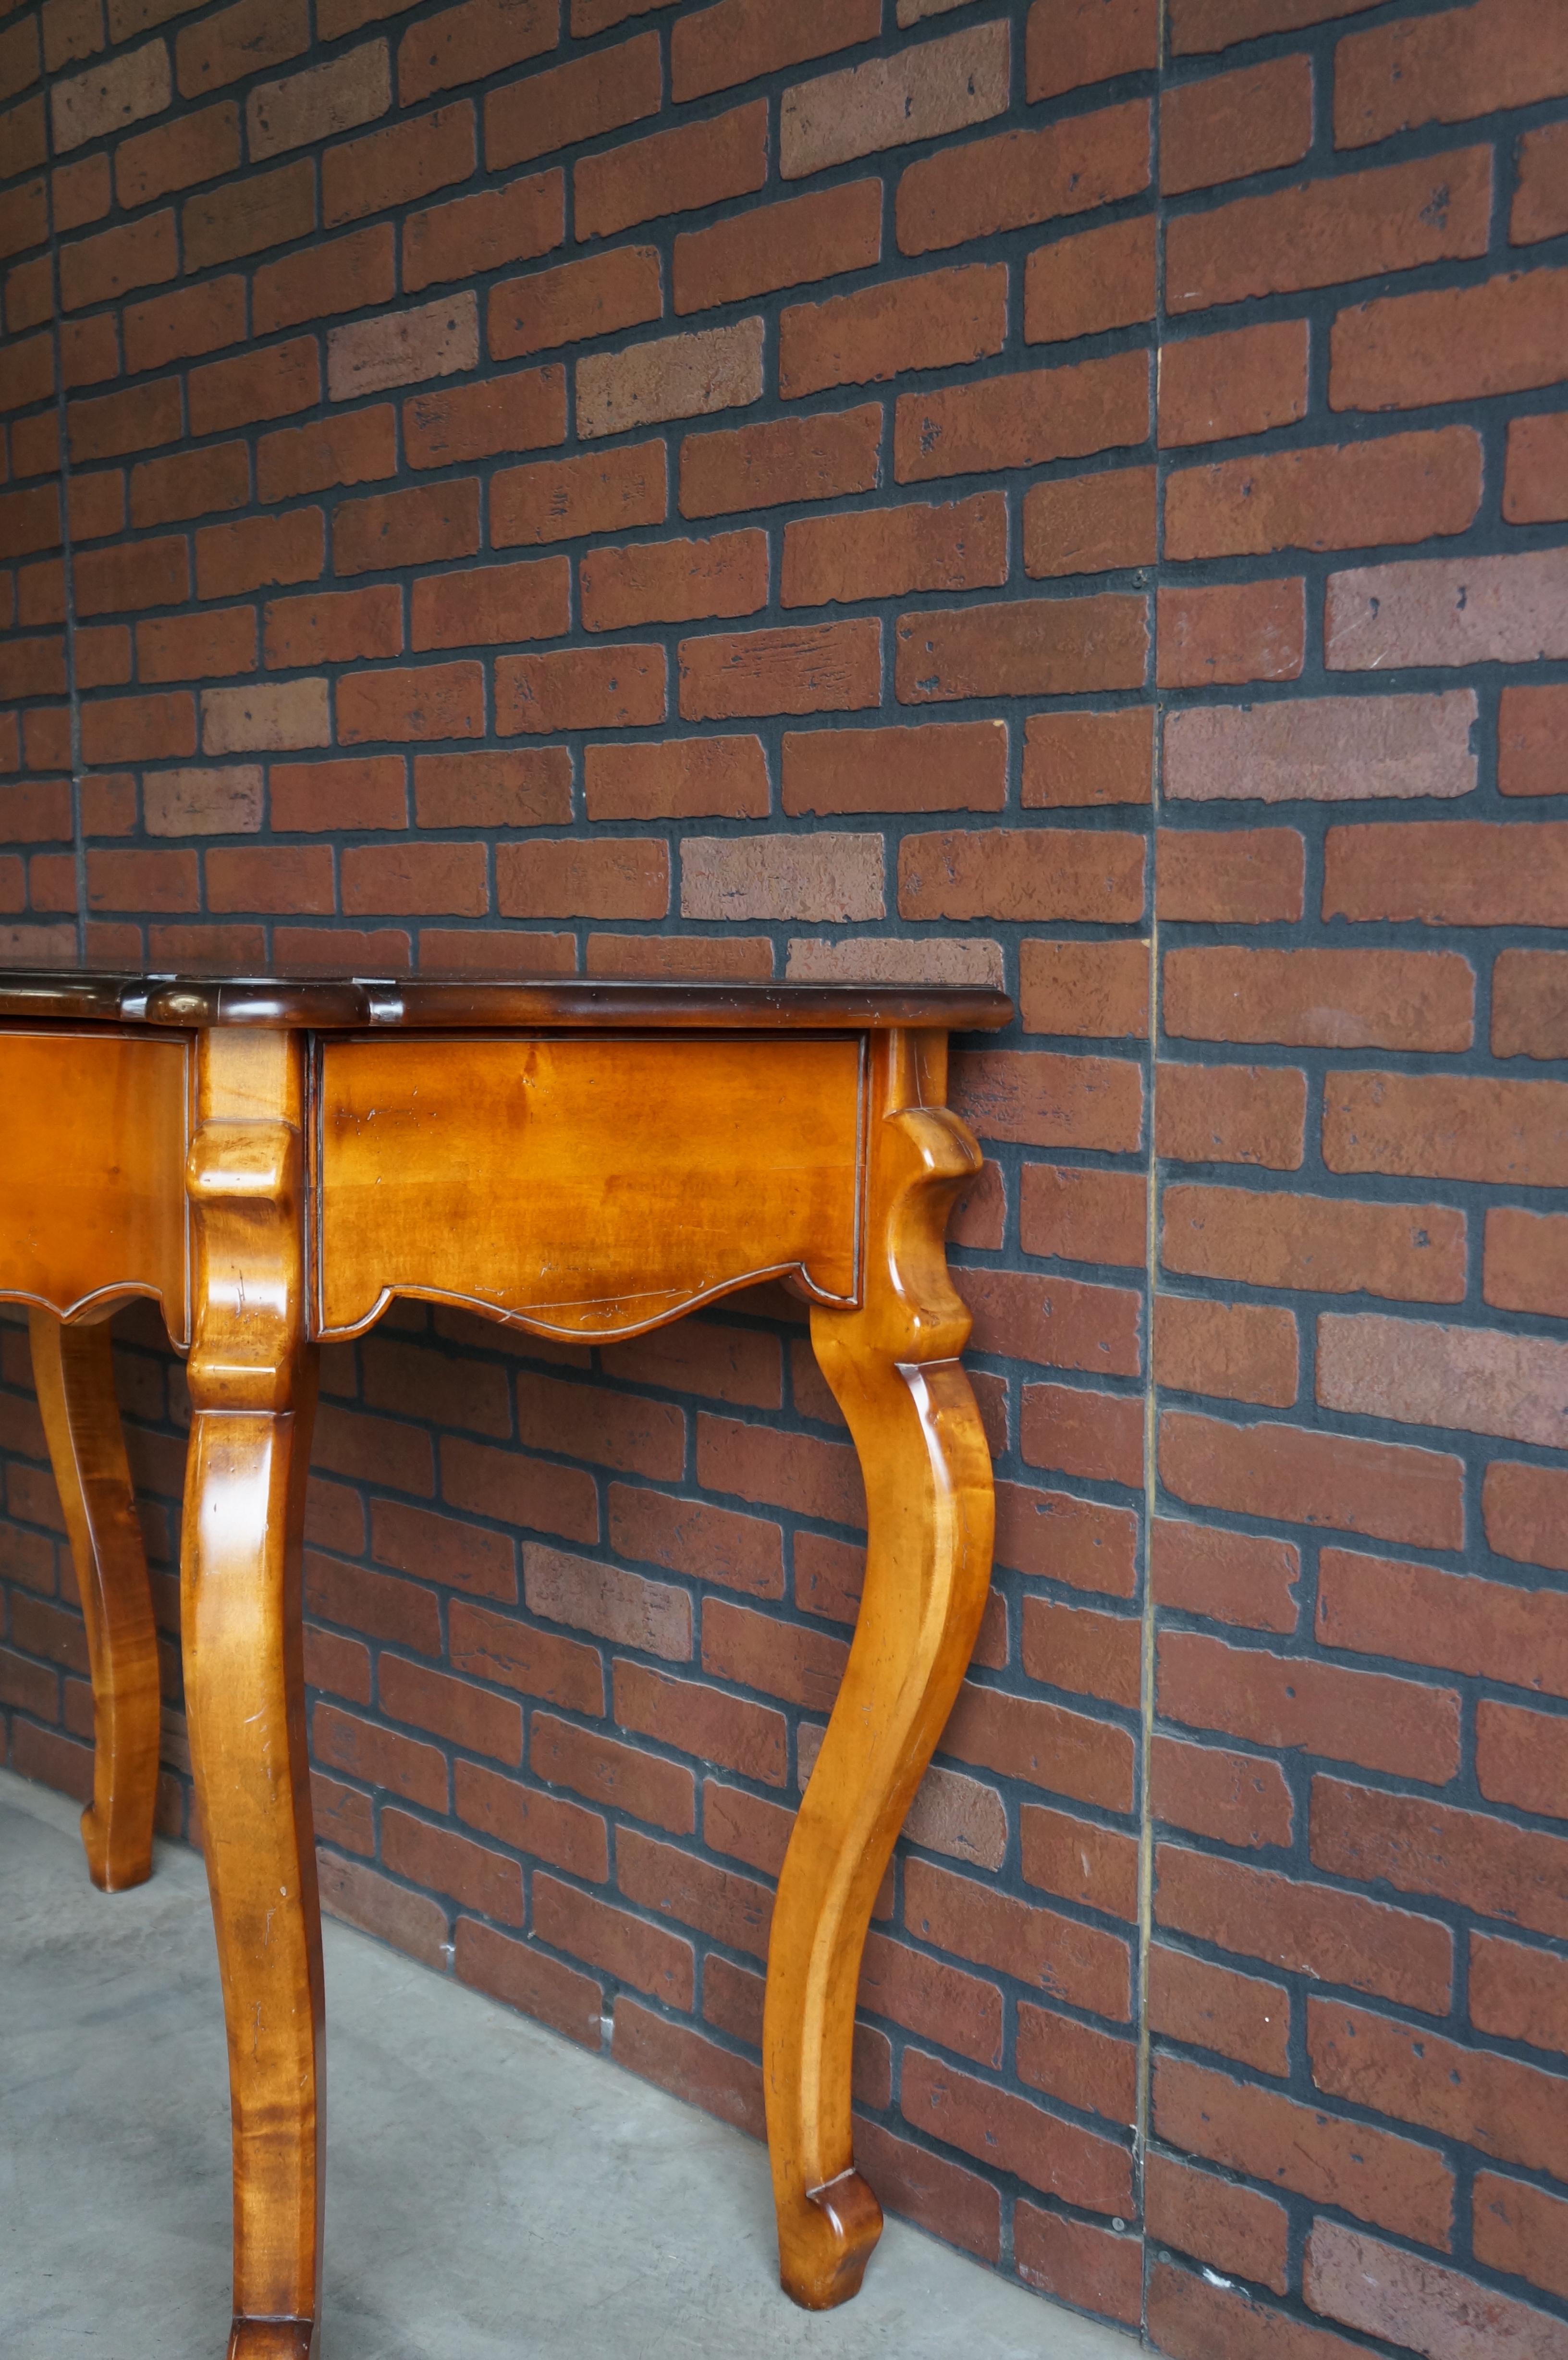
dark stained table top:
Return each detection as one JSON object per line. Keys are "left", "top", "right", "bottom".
{"left": 0, "top": 970, "right": 1014, "bottom": 1033}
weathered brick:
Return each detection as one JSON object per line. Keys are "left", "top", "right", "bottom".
{"left": 578, "top": 318, "right": 763, "bottom": 441}
{"left": 496, "top": 834, "right": 669, "bottom": 918}
{"left": 336, "top": 661, "right": 484, "bottom": 746}
{"left": 1332, "top": 265, "right": 1568, "bottom": 411}
{"left": 1307, "top": 2220, "right": 1568, "bottom": 2360}
{"left": 676, "top": 182, "right": 881, "bottom": 318}
{"left": 896, "top": 98, "right": 1151, "bottom": 257}
{"left": 1164, "top": 692, "right": 1479, "bottom": 806}
{"left": 1329, "top": 549, "right": 1568, "bottom": 671}
{"left": 581, "top": 530, "right": 765, "bottom": 634}
{"left": 1168, "top": 148, "right": 1492, "bottom": 313}
{"left": 490, "top": 246, "right": 662, "bottom": 362}
{"left": 328, "top": 293, "right": 479, "bottom": 403}
{"left": 576, "top": 101, "right": 766, "bottom": 241}
{"left": 1157, "top": 1843, "right": 1453, "bottom": 2014}
{"left": 782, "top": 23, "right": 1007, "bottom": 181}
{"left": 52, "top": 37, "right": 170, "bottom": 152}
{"left": 492, "top": 441, "right": 666, "bottom": 547}
{"left": 679, "top": 619, "right": 880, "bottom": 723}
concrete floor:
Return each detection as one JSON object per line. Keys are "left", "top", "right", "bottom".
{"left": 0, "top": 1770, "right": 1137, "bottom": 2360}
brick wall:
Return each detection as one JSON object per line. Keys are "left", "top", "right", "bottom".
{"left": 2, "top": 0, "right": 1567, "bottom": 2348}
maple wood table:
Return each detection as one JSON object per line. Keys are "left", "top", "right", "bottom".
{"left": 0, "top": 968, "right": 1011, "bottom": 2353}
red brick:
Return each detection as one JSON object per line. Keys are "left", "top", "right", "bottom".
{"left": 1318, "top": 1308, "right": 1568, "bottom": 1452}
{"left": 678, "top": 619, "right": 879, "bottom": 722}
{"left": 413, "top": 747, "right": 570, "bottom": 829}
{"left": 1168, "top": 148, "right": 1491, "bottom": 314}
{"left": 1146, "top": 2151, "right": 1289, "bottom": 2294}
{"left": 851, "top": 2114, "right": 1001, "bottom": 2264}
{"left": 496, "top": 836, "right": 668, "bottom": 918}
{"left": 496, "top": 646, "right": 666, "bottom": 736}
{"left": 1470, "top": 1930, "right": 1568, "bottom": 2056}
{"left": 492, "top": 440, "right": 665, "bottom": 547}
{"left": 1025, "top": 214, "right": 1156, "bottom": 345}
{"left": 447, "top": 1595, "right": 602, "bottom": 1714}
{"left": 410, "top": 555, "right": 568, "bottom": 653}
{"left": 369, "top": 1499, "right": 513, "bottom": 1604}
{"left": 1505, "top": 412, "right": 1568, "bottom": 526}
{"left": 264, "top": 586, "right": 401, "bottom": 672}
{"left": 1147, "top": 2261, "right": 1364, "bottom": 2360}
{"left": 1164, "top": 944, "right": 1473, "bottom": 1053}
{"left": 182, "top": 158, "right": 315, "bottom": 272}
{"left": 1155, "top": 1294, "right": 1298, "bottom": 1409}
{"left": 780, "top": 22, "right": 1008, "bottom": 179}
{"left": 580, "top": 736, "right": 764, "bottom": 824}
{"left": 69, "top": 471, "right": 128, "bottom": 543}
{"left": 1023, "top": 1380, "right": 1143, "bottom": 1488}
{"left": 67, "top": 382, "right": 181, "bottom": 468}
{"left": 902, "top": 2046, "right": 1131, "bottom": 2213}
{"left": 271, "top": 755, "right": 406, "bottom": 834}
{"left": 581, "top": 530, "right": 765, "bottom": 634}
{"left": 1148, "top": 1944, "right": 1291, "bottom": 2076}
{"left": 1149, "top": 1052, "right": 1297, "bottom": 1173}
{"left": 313, "top": 1702, "right": 447, "bottom": 1812}
{"left": 1318, "top": 1541, "right": 1568, "bottom": 1691}
{"left": 941, "top": 1677, "right": 1135, "bottom": 1812}
{"left": 952, "top": 1046, "right": 1144, "bottom": 1155}
{"left": 608, "top": 1484, "right": 782, "bottom": 1600}
{"left": 675, "top": 181, "right": 881, "bottom": 318}
{"left": 896, "top": 98, "right": 1151, "bottom": 257}
{"left": 1017, "top": 1163, "right": 1144, "bottom": 1270}
{"left": 1027, "top": 0, "right": 1157, "bottom": 95}
{"left": 1020, "top": 1801, "right": 1139, "bottom": 1921}
{"left": 783, "top": 495, "right": 1006, "bottom": 611}
{"left": 1311, "top": 1995, "right": 1568, "bottom": 2196}
{"left": 576, "top": 101, "right": 765, "bottom": 242}
{"left": 897, "top": 593, "right": 1147, "bottom": 702}
{"left": 531, "top": 1711, "right": 694, "bottom": 1836}
{"left": 256, "top": 410, "right": 398, "bottom": 505}
{"left": 1163, "top": 1181, "right": 1466, "bottom": 1303}
{"left": 403, "top": 369, "right": 564, "bottom": 471}
{"left": 1168, "top": 427, "right": 1481, "bottom": 565}
{"left": 1160, "top": 1408, "right": 1464, "bottom": 1550}
{"left": 1022, "top": 467, "right": 1158, "bottom": 581}
{"left": 398, "top": 0, "right": 553, "bottom": 106}
{"left": 195, "top": 509, "right": 325, "bottom": 601}
{"left": 1015, "top": 2000, "right": 1137, "bottom": 2128}
{"left": 1473, "top": 2171, "right": 1568, "bottom": 2306}
{"left": 612, "top": 1661, "right": 785, "bottom": 1787}
{"left": 456, "top": 1758, "right": 608, "bottom": 1882}
{"left": 1157, "top": 825, "right": 1304, "bottom": 922}
{"left": 1335, "top": 0, "right": 1568, "bottom": 149}
{"left": 1312, "top": 1776, "right": 1568, "bottom": 1944}
{"left": 1325, "top": 1068, "right": 1568, "bottom": 1190}
{"left": 336, "top": 661, "right": 483, "bottom": 746}
{"left": 123, "top": 275, "right": 246, "bottom": 375}
{"left": 1309, "top": 2218, "right": 1568, "bottom": 2359}
{"left": 614, "top": 1998, "right": 761, "bottom": 2138}
{"left": 1021, "top": 707, "right": 1153, "bottom": 810}
{"left": 80, "top": 694, "right": 196, "bottom": 768}
{"left": 138, "top": 611, "right": 257, "bottom": 687}
{"left": 340, "top": 841, "right": 486, "bottom": 917}
{"left": 533, "top": 1877, "right": 691, "bottom": 2007}
{"left": 1485, "top": 1204, "right": 1568, "bottom": 1315}
{"left": 671, "top": 0, "right": 877, "bottom": 102}
{"left": 322, "top": 101, "right": 475, "bottom": 228}
{"left": 334, "top": 479, "right": 480, "bottom": 578}
{"left": 896, "top": 349, "right": 1148, "bottom": 485}
{"left": 454, "top": 1917, "right": 602, "bottom": 2049}
{"left": 1478, "top": 1696, "right": 1568, "bottom": 1820}
{"left": 1155, "top": 1730, "right": 1293, "bottom": 1851}
{"left": 781, "top": 262, "right": 1004, "bottom": 402}
{"left": 679, "top": 404, "right": 881, "bottom": 518}
{"left": 1155, "top": 2052, "right": 1454, "bottom": 2247}
{"left": 512, "top": 1369, "right": 683, "bottom": 1481}
{"left": 253, "top": 224, "right": 397, "bottom": 336}
{"left": 1332, "top": 265, "right": 1568, "bottom": 411}
{"left": 485, "top": 31, "right": 660, "bottom": 172}
{"left": 129, "top": 442, "right": 249, "bottom": 530}
{"left": 1164, "top": 53, "right": 1313, "bottom": 193}
{"left": 60, "top": 211, "right": 178, "bottom": 312}
{"left": 1159, "top": 318, "right": 1310, "bottom": 449}
{"left": 1514, "top": 118, "right": 1568, "bottom": 245}
{"left": 1158, "top": 577, "right": 1305, "bottom": 688}
{"left": 1328, "top": 818, "right": 1568, "bottom": 930}
{"left": 856, "top": 1929, "right": 1002, "bottom": 2070}
{"left": 489, "top": 246, "right": 662, "bottom": 363}
{"left": 1161, "top": 1628, "right": 1459, "bottom": 1783}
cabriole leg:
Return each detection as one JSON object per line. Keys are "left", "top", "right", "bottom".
{"left": 763, "top": 1031, "right": 996, "bottom": 2309}
{"left": 30, "top": 1309, "right": 161, "bottom": 1893}
{"left": 181, "top": 1030, "right": 323, "bottom": 2360}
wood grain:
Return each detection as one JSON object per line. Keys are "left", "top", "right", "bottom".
{"left": 764, "top": 1029, "right": 996, "bottom": 2310}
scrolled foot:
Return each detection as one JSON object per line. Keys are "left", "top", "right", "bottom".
{"left": 779, "top": 2169, "right": 884, "bottom": 2311}
{"left": 80, "top": 1799, "right": 152, "bottom": 1893}
{"left": 226, "top": 2316, "right": 318, "bottom": 2360}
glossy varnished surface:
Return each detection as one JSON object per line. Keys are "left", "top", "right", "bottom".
{"left": 0, "top": 970, "right": 1013, "bottom": 1035}
{"left": 0, "top": 1029, "right": 192, "bottom": 1340}
{"left": 317, "top": 1032, "right": 864, "bottom": 1339}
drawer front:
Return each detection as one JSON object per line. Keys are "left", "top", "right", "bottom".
{"left": 316, "top": 1033, "right": 864, "bottom": 1340}
{"left": 0, "top": 1028, "right": 191, "bottom": 1340}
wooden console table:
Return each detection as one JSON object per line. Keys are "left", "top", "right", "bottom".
{"left": 0, "top": 969, "right": 1011, "bottom": 2352}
